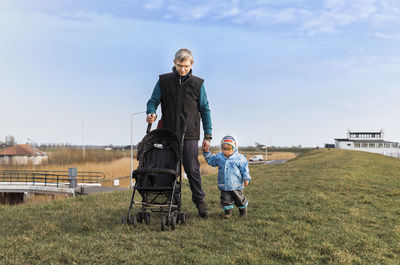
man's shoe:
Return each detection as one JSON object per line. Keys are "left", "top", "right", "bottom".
{"left": 239, "top": 207, "right": 247, "bottom": 217}
{"left": 224, "top": 209, "right": 232, "bottom": 219}
{"left": 196, "top": 201, "right": 208, "bottom": 218}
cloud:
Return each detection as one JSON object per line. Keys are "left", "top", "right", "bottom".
{"left": 372, "top": 32, "right": 400, "bottom": 39}
{"left": 218, "top": 7, "right": 240, "bottom": 18}
{"left": 190, "top": 6, "right": 213, "bottom": 20}
{"left": 319, "top": 54, "right": 400, "bottom": 76}
{"left": 3, "top": 0, "right": 400, "bottom": 36}
{"left": 297, "top": 0, "right": 382, "bottom": 35}
{"left": 145, "top": 0, "right": 400, "bottom": 36}
{"left": 143, "top": 0, "right": 165, "bottom": 10}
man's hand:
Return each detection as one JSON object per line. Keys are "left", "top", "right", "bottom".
{"left": 146, "top": 113, "right": 157, "bottom": 124}
{"left": 201, "top": 139, "right": 210, "bottom": 153}
{"left": 244, "top": 180, "right": 249, "bottom": 187}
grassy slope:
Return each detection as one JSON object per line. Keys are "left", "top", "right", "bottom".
{"left": 0, "top": 149, "right": 399, "bottom": 264}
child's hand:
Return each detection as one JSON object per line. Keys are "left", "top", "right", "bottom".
{"left": 244, "top": 180, "right": 249, "bottom": 186}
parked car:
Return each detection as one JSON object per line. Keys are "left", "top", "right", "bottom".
{"left": 249, "top": 155, "right": 263, "bottom": 161}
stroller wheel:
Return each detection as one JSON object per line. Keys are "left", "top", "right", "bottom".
{"left": 136, "top": 212, "right": 143, "bottom": 223}
{"left": 144, "top": 212, "right": 151, "bottom": 225}
{"left": 171, "top": 215, "right": 177, "bottom": 230}
{"left": 161, "top": 216, "right": 166, "bottom": 231}
{"left": 128, "top": 216, "right": 137, "bottom": 227}
{"left": 121, "top": 215, "right": 127, "bottom": 224}
{"left": 179, "top": 213, "right": 186, "bottom": 224}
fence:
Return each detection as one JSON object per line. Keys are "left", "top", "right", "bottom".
{"left": 0, "top": 170, "right": 106, "bottom": 188}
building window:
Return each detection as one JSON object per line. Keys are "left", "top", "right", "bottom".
{"left": 384, "top": 143, "right": 391, "bottom": 148}
{"left": 354, "top": 143, "right": 360, "bottom": 148}
{"left": 369, "top": 143, "right": 375, "bottom": 148}
{"left": 362, "top": 143, "right": 368, "bottom": 148}
{"left": 377, "top": 143, "right": 383, "bottom": 148}
{"left": 393, "top": 143, "right": 399, "bottom": 148}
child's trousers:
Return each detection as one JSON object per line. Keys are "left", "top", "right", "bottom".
{"left": 220, "top": 190, "right": 248, "bottom": 210}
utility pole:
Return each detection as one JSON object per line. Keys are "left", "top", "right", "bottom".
{"left": 82, "top": 122, "right": 86, "bottom": 159}
{"left": 2, "top": 144, "right": 6, "bottom": 166}
{"left": 27, "top": 138, "right": 36, "bottom": 165}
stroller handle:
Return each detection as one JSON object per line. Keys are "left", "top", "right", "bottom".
{"left": 146, "top": 123, "right": 152, "bottom": 134}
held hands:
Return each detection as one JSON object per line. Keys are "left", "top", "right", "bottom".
{"left": 201, "top": 139, "right": 211, "bottom": 153}
{"left": 146, "top": 113, "right": 157, "bottom": 124}
{"left": 244, "top": 180, "right": 249, "bottom": 187}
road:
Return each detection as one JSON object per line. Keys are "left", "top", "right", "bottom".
{"left": 249, "top": 159, "right": 288, "bottom": 165}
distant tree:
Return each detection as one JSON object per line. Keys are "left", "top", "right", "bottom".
{"left": 5, "top": 135, "right": 15, "bottom": 147}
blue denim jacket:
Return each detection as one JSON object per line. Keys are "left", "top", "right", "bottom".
{"left": 203, "top": 151, "right": 251, "bottom": 191}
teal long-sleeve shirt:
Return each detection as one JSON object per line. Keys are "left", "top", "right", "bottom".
{"left": 146, "top": 80, "right": 212, "bottom": 136}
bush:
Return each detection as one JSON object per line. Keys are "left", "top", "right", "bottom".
{"left": 47, "top": 148, "right": 127, "bottom": 165}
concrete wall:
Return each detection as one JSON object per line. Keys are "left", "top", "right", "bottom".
{"left": 0, "top": 155, "right": 48, "bottom": 165}
{"left": 335, "top": 140, "right": 353, "bottom": 149}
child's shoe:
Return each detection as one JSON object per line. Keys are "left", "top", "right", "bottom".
{"left": 239, "top": 207, "right": 247, "bottom": 217}
{"left": 224, "top": 209, "right": 232, "bottom": 219}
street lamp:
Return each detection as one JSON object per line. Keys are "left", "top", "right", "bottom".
{"left": 264, "top": 145, "right": 268, "bottom": 161}
{"left": 130, "top": 111, "right": 146, "bottom": 189}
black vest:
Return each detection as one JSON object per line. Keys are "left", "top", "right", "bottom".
{"left": 159, "top": 69, "right": 204, "bottom": 140}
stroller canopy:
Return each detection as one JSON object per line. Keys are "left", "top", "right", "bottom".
{"left": 137, "top": 128, "right": 181, "bottom": 161}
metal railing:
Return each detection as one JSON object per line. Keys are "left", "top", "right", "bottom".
{"left": 0, "top": 170, "right": 106, "bottom": 188}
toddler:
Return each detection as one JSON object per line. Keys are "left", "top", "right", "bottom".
{"left": 203, "top": 135, "right": 251, "bottom": 218}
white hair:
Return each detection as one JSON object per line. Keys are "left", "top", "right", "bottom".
{"left": 175, "top": 48, "right": 194, "bottom": 63}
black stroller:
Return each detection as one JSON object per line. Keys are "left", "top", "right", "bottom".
{"left": 122, "top": 124, "right": 186, "bottom": 231}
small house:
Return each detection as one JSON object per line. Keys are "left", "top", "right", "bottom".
{"left": 0, "top": 144, "right": 48, "bottom": 165}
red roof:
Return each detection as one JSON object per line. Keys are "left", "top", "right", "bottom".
{"left": 0, "top": 144, "right": 46, "bottom": 156}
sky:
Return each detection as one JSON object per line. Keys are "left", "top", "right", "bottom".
{"left": 1, "top": 0, "right": 400, "bottom": 147}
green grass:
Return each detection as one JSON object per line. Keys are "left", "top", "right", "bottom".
{"left": 1, "top": 149, "right": 399, "bottom": 264}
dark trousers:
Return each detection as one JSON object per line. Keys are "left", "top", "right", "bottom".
{"left": 182, "top": 140, "right": 205, "bottom": 204}
{"left": 220, "top": 190, "right": 248, "bottom": 210}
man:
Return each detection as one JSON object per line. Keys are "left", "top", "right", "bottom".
{"left": 146, "top": 48, "right": 212, "bottom": 218}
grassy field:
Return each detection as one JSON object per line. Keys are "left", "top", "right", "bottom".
{"left": 1, "top": 149, "right": 399, "bottom": 264}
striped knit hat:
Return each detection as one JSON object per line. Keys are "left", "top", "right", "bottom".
{"left": 221, "top": 135, "right": 237, "bottom": 151}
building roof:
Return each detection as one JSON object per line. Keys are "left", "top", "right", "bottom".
{"left": 0, "top": 144, "right": 46, "bottom": 156}
{"left": 335, "top": 139, "right": 398, "bottom": 144}
{"left": 349, "top": 131, "right": 382, "bottom": 134}
{"left": 353, "top": 140, "right": 396, "bottom": 144}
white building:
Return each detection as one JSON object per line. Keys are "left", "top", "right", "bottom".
{"left": 335, "top": 129, "right": 400, "bottom": 158}
{"left": 0, "top": 144, "right": 48, "bottom": 165}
